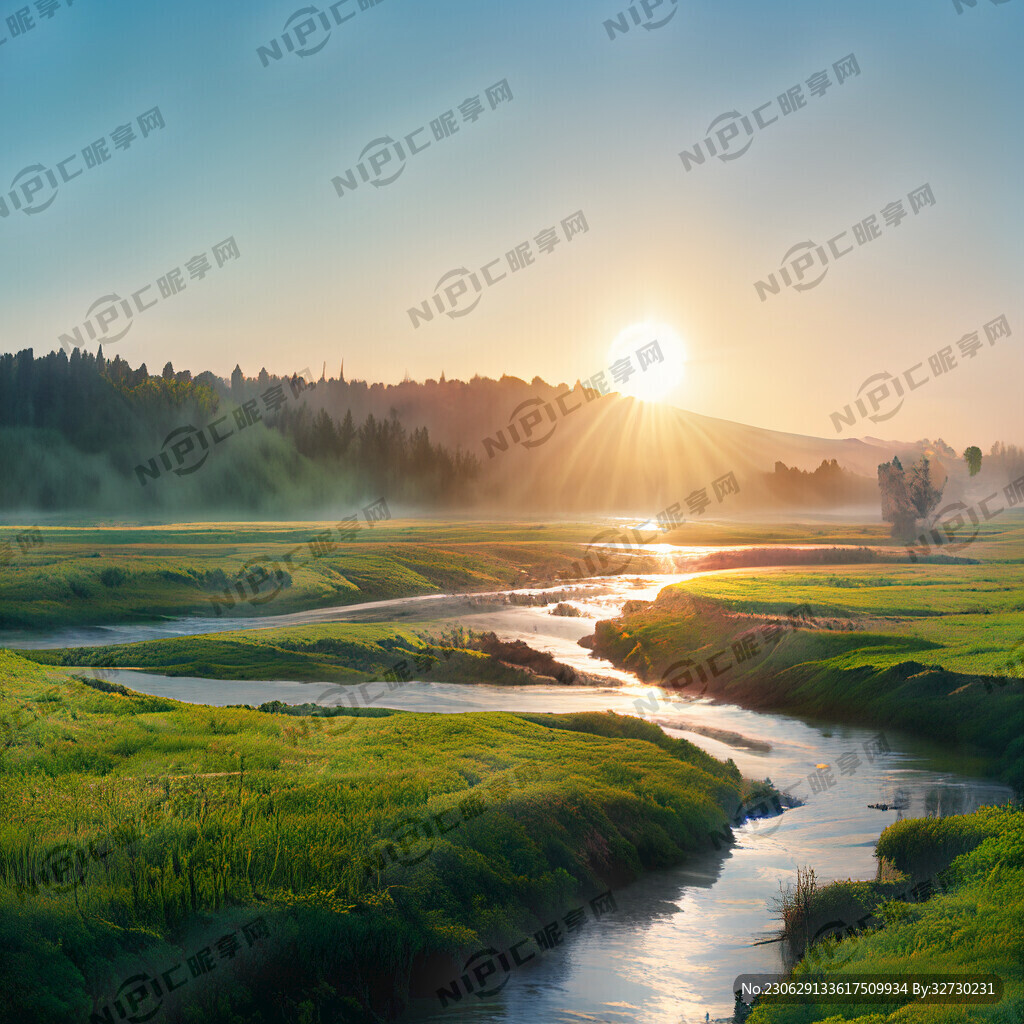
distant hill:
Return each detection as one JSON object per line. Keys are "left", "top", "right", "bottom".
{"left": 1, "top": 349, "right": 1019, "bottom": 517}
{"left": 296, "top": 373, "right": 985, "bottom": 513}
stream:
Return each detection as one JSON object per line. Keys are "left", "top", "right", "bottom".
{"left": 3, "top": 560, "right": 1012, "bottom": 1023}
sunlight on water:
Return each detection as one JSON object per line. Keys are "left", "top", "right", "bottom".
{"left": 81, "top": 569, "right": 1014, "bottom": 1024}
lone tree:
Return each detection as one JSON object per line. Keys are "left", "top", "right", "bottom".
{"left": 878, "top": 457, "right": 915, "bottom": 540}
{"left": 877, "top": 456, "right": 945, "bottom": 541}
{"left": 908, "top": 457, "right": 944, "bottom": 520}
{"left": 963, "top": 445, "right": 983, "bottom": 477}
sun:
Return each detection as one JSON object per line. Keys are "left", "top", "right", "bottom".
{"left": 606, "top": 322, "right": 687, "bottom": 403}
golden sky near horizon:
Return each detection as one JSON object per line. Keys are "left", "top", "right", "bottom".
{"left": 4, "top": 0, "right": 1021, "bottom": 451}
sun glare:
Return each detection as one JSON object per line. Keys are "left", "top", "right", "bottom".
{"left": 607, "top": 322, "right": 687, "bottom": 404}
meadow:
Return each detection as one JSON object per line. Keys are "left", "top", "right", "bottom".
{"left": 0, "top": 518, "right": 929, "bottom": 631}
{"left": 672, "top": 559, "right": 1023, "bottom": 676}
{"left": 0, "top": 521, "right": 598, "bottom": 630}
{"left": 20, "top": 622, "right": 576, "bottom": 685}
{"left": 0, "top": 650, "right": 762, "bottom": 1023}
{"left": 589, "top": 523, "right": 1024, "bottom": 790}
{"left": 3, "top": 517, "right": 1021, "bottom": 1022}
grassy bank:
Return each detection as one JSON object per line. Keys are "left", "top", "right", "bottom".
{"left": 0, "top": 650, "right": 765, "bottom": 1023}
{"left": 19, "top": 622, "right": 599, "bottom": 686}
{"left": 0, "top": 519, "right": 948, "bottom": 631}
{"left": 589, "top": 560, "right": 1024, "bottom": 790}
{"left": 748, "top": 805, "right": 1023, "bottom": 1024}
{"left": 0, "top": 522, "right": 599, "bottom": 630}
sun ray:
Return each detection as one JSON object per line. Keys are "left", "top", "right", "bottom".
{"left": 607, "top": 322, "right": 687, "bottom": 403}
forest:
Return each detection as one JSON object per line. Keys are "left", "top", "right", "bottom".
{"left": 0, "top": 349, "right": 479, "bottom": 513}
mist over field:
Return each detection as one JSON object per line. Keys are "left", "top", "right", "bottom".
{"left": 2, "top": 2, "right": 1022, "bottom": 1023}
{"left": 2, "top": 350, "right": 1020, "bottom": 522}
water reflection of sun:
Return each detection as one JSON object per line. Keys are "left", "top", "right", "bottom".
{"left": 607, "top": 322, "right": 687, "bottom": 403}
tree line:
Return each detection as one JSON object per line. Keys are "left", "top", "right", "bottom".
{"left": 0, "top": 349, "right": 479, "bottom": 511}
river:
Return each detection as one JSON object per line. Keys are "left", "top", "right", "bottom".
{"left": 5, "top": 564, "right": 1012, "bottom": 1023}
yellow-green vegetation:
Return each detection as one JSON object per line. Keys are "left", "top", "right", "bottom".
{"left": 0, "top": 519, "right": 937, "bottom": 631}
{"left": 591, "top": 537, "right": 1024, "bottom": 790}
{"left": 0, "top": 650, "right": 756, "bottom": 1023}
{"left": 20, "top": 622, "right": 568, "bottom": 685}
{"left": 749, "top": 806, "right": 1023, "bottom": 1024}
{"left": 680, "top": 560, "right": 1023, "bottom": 676}
{"left": 662, "top": 519, "right": 1024, "bottom": 678}
{"left": 0, "top": 521, "right": 607, "bottom": 630}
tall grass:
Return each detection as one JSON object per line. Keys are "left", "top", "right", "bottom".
{"left": 0, "top": 651, "right": 746, "bottom": 1022}
{"left": 748, "top": 806, "right": 1024, "bottom": 1024}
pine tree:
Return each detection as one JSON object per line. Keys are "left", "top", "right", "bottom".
{"left": 908, "top": 457, "right": 944, "bottom": 521}
{"left": 337, "top": 410, "right": 355, "bottom": 455}
{"left": 311, "top": 409, "right": 339, "bottom": 457}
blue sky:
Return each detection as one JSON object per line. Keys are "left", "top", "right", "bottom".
{"left": 2, "top": 0, "right": 1021, "bottom": 448}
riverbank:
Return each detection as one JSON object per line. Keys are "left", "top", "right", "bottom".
{"left": 5, "top": 523, "right": 1020, "bottom": 1020}
{"left": 18, "top": 623, "right": 616, "bottom": 686}
{"left": 0, "top": 650, "right": 773, "bottom": 1023}
{"left": 0, "top": 520, "right": 947, "bottom": 632}
{"left": 588, "top": 565, "right": 1024, "bottom": 791}
{"left": 0, "top": 523, "right": 593, "bottom": 631}
{"left": 747, "top": 805, "right": 1023, "bottom": 1023}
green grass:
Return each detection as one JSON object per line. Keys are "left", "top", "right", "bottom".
{"left": 590, "top": 556, "right": 1024, "bottom": 788}
{"left": 0, "top": 650, "right": 755, "bottom": 1023}
{"left": 679, "top": 560, "right": 1023, "bottom": 676}
{"left": 0, "top": 521, "right": 607, "bottom": 630}
{"left": 748, "top": 806, "right": 1024, "bottom": 1024}
{"left": 19, "top": 622, "right": 573, "bottom": 686}
{"left": 4, "top": 518, "right": 1021, "bottom": 1020}
{"left": 0, "top": 518, "right": 974, "bottom": 631}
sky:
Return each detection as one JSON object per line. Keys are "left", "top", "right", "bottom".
{"left": 2, "top": 0, "right": 1021, "bottom": 451}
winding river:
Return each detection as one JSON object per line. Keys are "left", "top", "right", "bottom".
{"left": 3, "top": 558, "right": 1011, "bottom": 1023}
